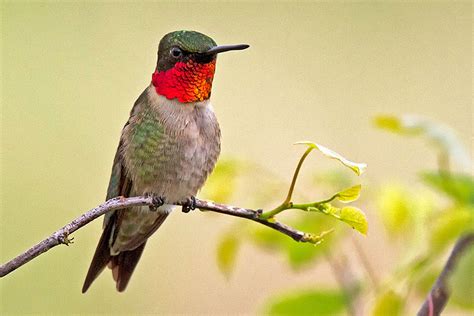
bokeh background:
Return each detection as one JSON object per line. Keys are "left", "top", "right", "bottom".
{"left": 1, "top": 1, "right": 472, "bottom": 315}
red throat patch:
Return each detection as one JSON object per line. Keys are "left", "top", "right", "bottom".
{"left": 152, "top": 60, "right": 216, "bottom": 103}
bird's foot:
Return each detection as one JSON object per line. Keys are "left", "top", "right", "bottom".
{"left": 144, "top": 193, "right": 165, "bottom": 212}
{"left": 181, "top": 196, "right": 196, "bottom": 213}
{"left": 58, "top": 231, "right": 74, "bottom": 246}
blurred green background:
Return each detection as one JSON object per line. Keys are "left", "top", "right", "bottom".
{"left": 1, "top": 2, "right": 471, "bottom": 315}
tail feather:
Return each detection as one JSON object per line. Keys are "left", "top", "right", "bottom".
{"left": 111, "top": 243, "right": 147, "bottom": 292}
{"left": 82, "top": 212, "right": 170, "bottom": 293}
{"left": 82, "top": 218, "right": 114, "bottom": 293}
{"left": 82, "top": 219, "right": 147, "bottom": 293}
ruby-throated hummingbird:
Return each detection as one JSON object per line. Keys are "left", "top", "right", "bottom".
{"left": 82, "top": 30, "right": 249, "bottom": 292}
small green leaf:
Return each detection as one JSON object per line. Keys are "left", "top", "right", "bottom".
{"left": 373, "top": 116, "right": 402, "bottom": 132}
{"left": 430, "top": 208, "right": 473, "bottom": 253}
{"left": 285, "top": 241, "right": 326, "bottom": 268}
{"left": 318, "top": 203, "right": 339, "bottom": 216}
{"left": 340, "top": 206, "right": 368, "bottom": 236}
{"left": 422, "top": 172, "right": 474, "bottom": 206}
{"left": 250, "top": 213, "right": 340, "bottom": 269}
{"left": 264, "top": 289, "right": 346, "bottom": 315}
{"left": 377, "top": 185, "right": 413, "bottom": 237}
{"left": 316, "top": 204, "right": 368, "bottom": 236}
{"left": 251, "top": 227, "right": 325, "bottom": 269}
{"left": 371, "top": 290, "right": 404, "bottom": 316}
{"left": 304, "top": 229, "right": 335, "bottom": 245}
{"left": 306, "top": 206, "right": 320, "bottom": 213}
{"left": 216, "top": 234, "right": 240, "bottom": 277}
{"left": 334, "top": 184, "right": 362, "bottom": 203}
{"left": 373, "top": 115, "right": 422, "bottom": 135}
{"left": 295, "top": 141, "right": 367, "bottom": 175}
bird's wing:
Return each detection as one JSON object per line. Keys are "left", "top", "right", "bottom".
{"left": 82, "top": 136, "right": 132, "bottom": 293}
{"left": 82, "top": 89, "right": 168, "bottom": 292}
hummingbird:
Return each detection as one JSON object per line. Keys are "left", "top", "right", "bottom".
{"left": 82, "top": 30, "right": 249, "bottom": 293}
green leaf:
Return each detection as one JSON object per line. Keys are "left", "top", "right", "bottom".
{"left": 377, "top": 185, "right": 413, "bottom": 237}
{"left": 285, "top": 240, "right": 327, "bottom": 268}
{"left": 430, "top": 208, "right": 473, "bottom": 253}
{"left": 422, "top": 172, "right": 474, "bottom": 206}
{"left": 250, "top": 213, "right": 340, "bottom": 269}
{"left": 303, "top": 229, "right": 335, "bottom": 245}
{"left": 373, "top": 115, "right": 422, "bottom": 135}
{"left": 340, "top": 206, "right": 368, "bottom": 236}
{"left": 264, "top": 289, "right": 346, "bottom": 315}
{"left": 371, "top": 290, "right": 404, "bottom": 316}
{"left": 251, "top": 227, "right": 325, "bottom": 269}
{"left": 333, "top": 184, "right": 362, "bottom": 203}
{"left": 216, "top": 233, "right": 240, "bottom": 277}
{"left": 449, "top": 242, "right": 474, "bottom": 309}
{"left": 295, "top": 141, "right": 367, "bottom": 175}
{"left": 316, "top": 204, "right": 368, "bottom": 236}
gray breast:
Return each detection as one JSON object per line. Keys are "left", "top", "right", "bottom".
{"left": 124, "top": 90, "right": 221, "bottom": 203}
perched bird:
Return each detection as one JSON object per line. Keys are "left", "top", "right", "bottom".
{"left": 82, "top": 30, "right": 249, "bottom": 292}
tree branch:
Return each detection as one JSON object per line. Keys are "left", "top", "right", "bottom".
{"left": 417, "top": 233, "right": 474, "bottom": 316}
{"left": 0, "top": 196, "right": 317, "bottom": 278}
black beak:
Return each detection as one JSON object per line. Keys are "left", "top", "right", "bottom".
{"left": 204, "top": 44, "right": 250, "bottom": 55}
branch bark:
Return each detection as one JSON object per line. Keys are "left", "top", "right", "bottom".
{"left": 417, "top": 233, "right": 474, "bottom": 316}
{"left": 0, "top": 196, "right": 315, "bottom": 278}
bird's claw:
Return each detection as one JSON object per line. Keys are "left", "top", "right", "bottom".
{"left": 182, "top": 196, "right": 196, "bottom": 213}
{"left": 59, "top": 232, "right": 74, "bottom": 246}
{"left": 145, "top": 193, "right": 165, "bottom": 212}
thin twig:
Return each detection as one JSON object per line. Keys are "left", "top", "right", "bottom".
{"left": 285, "top": 147, "right": 313, "bottom": 204}
{"left": 417, "top": 233, "right": 474, "bottom": 316}
{"left": 0, "top": 196, "right": 315, "bottom": 278}
{"left": 259, "top": 147, "right": 314, "bottom": 220}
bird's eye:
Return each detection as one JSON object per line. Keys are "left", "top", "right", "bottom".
{"left": 170, "top": 47, "right": 183, "bottom": 58}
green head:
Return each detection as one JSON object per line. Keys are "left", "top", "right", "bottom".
{"left": 156, "top": 31, "right": 216, "bottom": 71}
{"left": 152, "top": 30, "right": 249, "bottom": 103}
{"left": 156, "top": 30, "right": 248, "bottom": 71}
